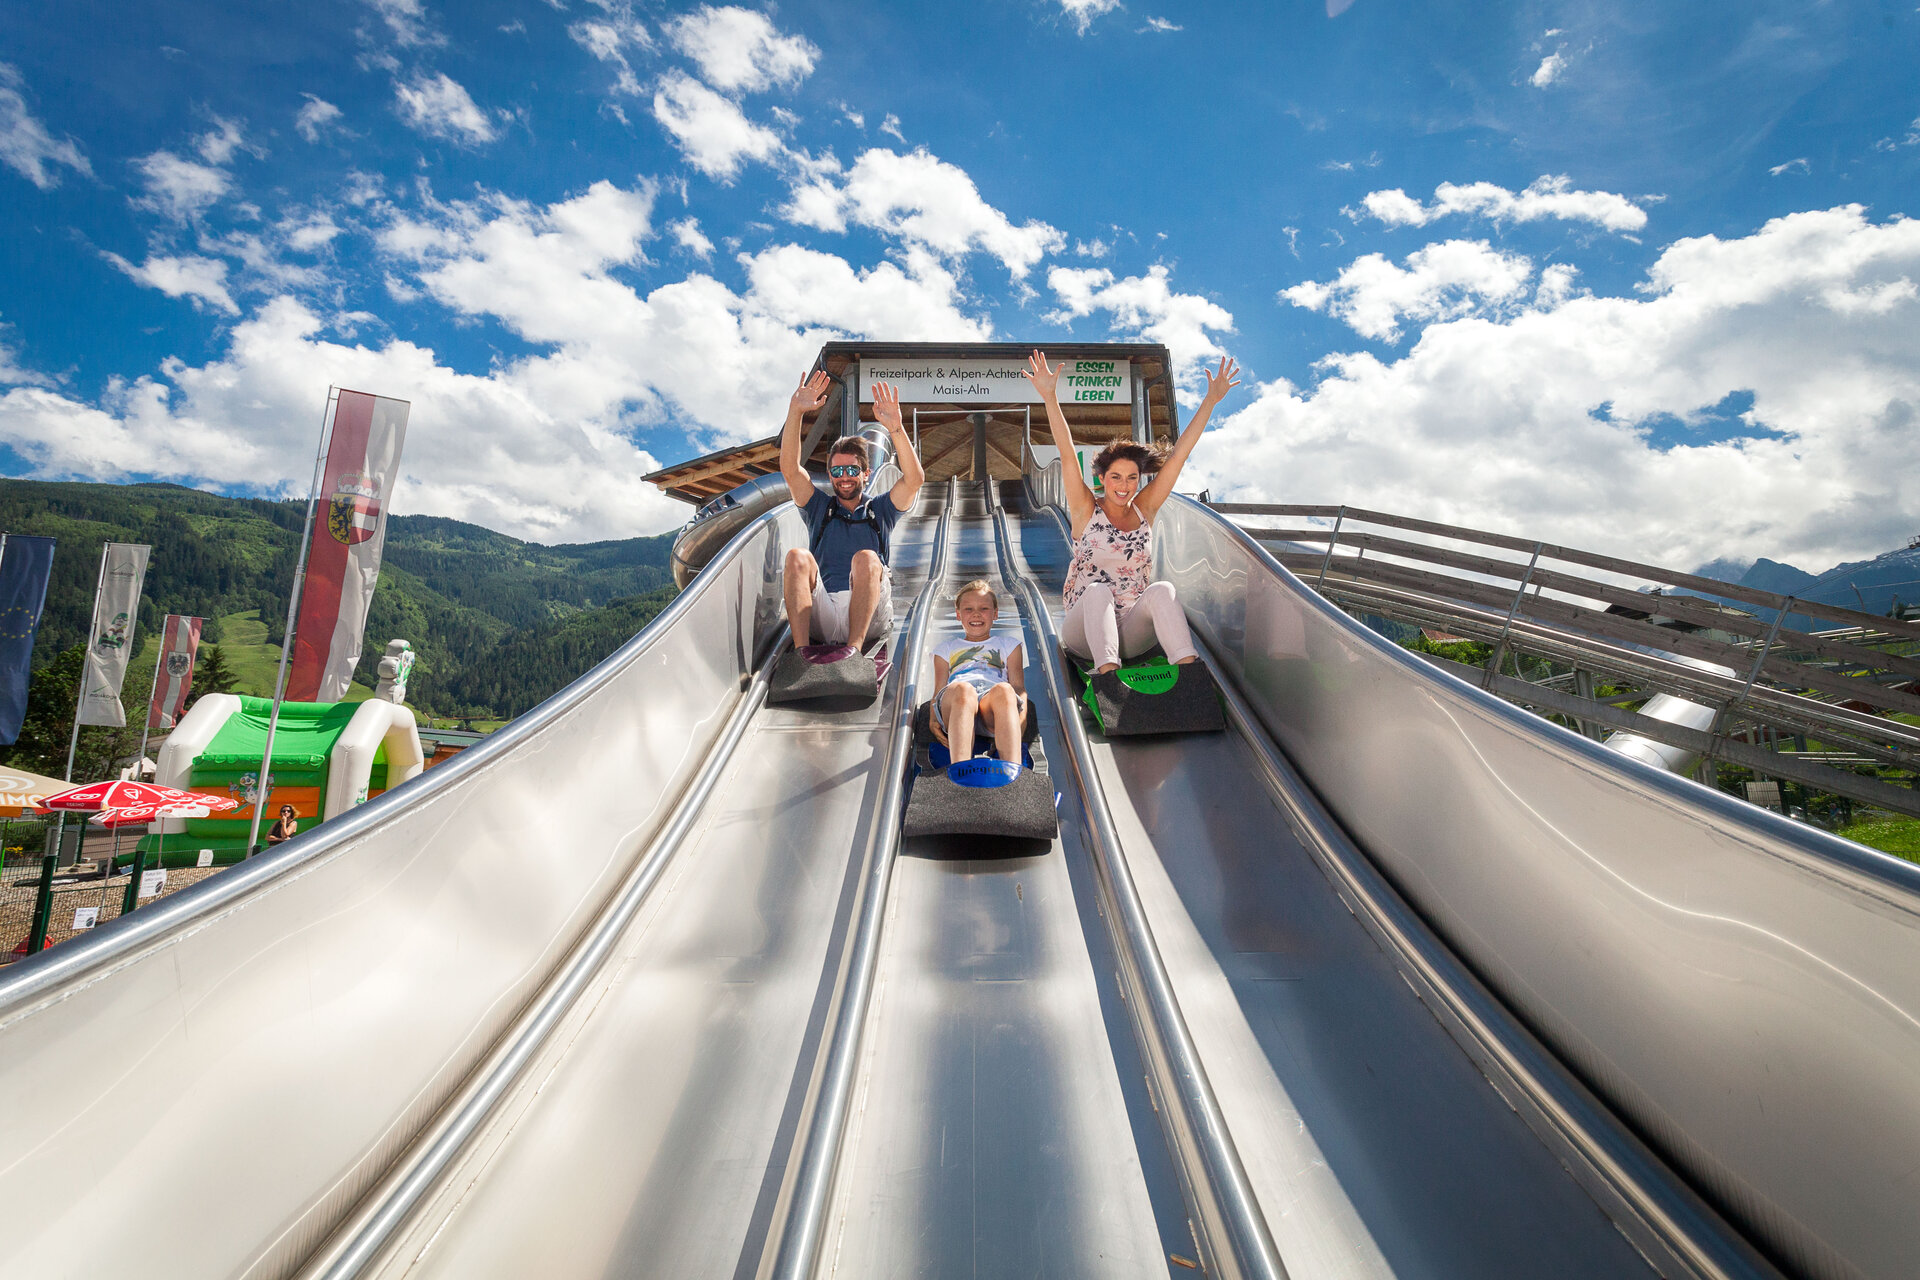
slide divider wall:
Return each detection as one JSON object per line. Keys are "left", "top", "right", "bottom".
{"left": 0, "top": 504, "right": 804, "bottom": 1280}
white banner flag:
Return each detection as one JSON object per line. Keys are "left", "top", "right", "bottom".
{"left": 77, "top": 543, "right": 151, "bottom": 727}
{"left": 288, "top": 389, "right": 410, "bottom": 702}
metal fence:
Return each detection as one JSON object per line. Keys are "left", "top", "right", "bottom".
{"left": 1, "top": 819, "right": 225, "bottom": 963}
{"left": 1211, "top": 501, "right": 1920, "bottom": 821}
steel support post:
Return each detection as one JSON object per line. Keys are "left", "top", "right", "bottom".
{"left": 1483, "top": 542, "right": 1545, "bottom": 690}
{"left": 1315, "top": 506, "right": 1346, "bottom": 590}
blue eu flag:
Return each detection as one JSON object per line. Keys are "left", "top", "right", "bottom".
{"left": 0, "top": 535, "right": 55, "bottom": 745}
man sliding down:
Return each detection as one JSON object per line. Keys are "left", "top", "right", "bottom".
{"left": 779, "top": 369, "right": 926, "bottom": 651}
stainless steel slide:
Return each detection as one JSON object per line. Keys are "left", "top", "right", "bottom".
{"left": 1, "top": 476, "right": 1916, "bottom": 1280}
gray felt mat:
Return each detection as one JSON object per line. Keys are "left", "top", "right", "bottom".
{"left": 902, "top": 768, "right": 1058, "bottom": 841}
{"left": 767, "top": 645, "right": 878, "bottom": 707}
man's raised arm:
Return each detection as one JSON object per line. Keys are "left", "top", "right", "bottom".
{"left": 873, "top": 381, "right": 923, "bottom": 509}
{"left": 781, "top": 370, "right": 834, "bottom": 508}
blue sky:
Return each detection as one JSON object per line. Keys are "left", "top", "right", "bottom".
{"left": 1, "top": 0, "right": 1917, "bottom": 572}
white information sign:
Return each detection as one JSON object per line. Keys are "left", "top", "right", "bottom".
{"left": 139, "top": 868, "right": 167, "bottom": 899}
{"left": 72, "top": 907, "right": 98, "bottom": 931}
{"left": 859, "top": 358, "right": 1133, "bottom": 405}
{"left": 197, "top": 848, "right": 214, "bottom": 868}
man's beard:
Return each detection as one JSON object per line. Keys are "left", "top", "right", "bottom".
{"left": 834, "top": 478, "right": 861, "bottom": 499}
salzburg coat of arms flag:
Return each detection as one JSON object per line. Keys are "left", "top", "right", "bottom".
{"left": 287, "top": 389, "right": 410, "bottom": 702}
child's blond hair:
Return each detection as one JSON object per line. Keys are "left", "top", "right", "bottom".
{"left": 955, "top": 579, "right": 998, "bottom": 609}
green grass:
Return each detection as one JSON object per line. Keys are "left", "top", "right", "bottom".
{"left": 1837, "top": 817, "right": 1920, "bottom": 863}
{"left": 213, "top": 609, "right": 378, "bottom": 702}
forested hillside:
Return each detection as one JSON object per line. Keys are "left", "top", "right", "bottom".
{"left": 0, "top": 479, "right": 679, "bottom": 729}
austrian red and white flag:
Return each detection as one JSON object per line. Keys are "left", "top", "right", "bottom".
{"left": 148, "top": 614, "right": 202, "bottom": 730}
{"left": 287, "top": 388, "right": 410, "bottom": 702}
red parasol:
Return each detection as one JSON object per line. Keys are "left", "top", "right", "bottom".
{"left": 88, "top": 804, "right": 216, "bottom": 829}
{"left": 40, "top": 780, "right": 238, "bottom": 815}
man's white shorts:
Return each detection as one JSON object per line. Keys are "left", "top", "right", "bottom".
{"left": 811, "top": 571, "right": 894, "bottom": 645}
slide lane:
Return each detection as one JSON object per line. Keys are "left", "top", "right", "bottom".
{"left": 818, "top": 485, "right": 1182, "bottom": 1277}
{"left": 1004, "top": 487, "right": 1682, "bottom": 1279}
{"left": 351, "top": 495, "right": 955, "bottom": 1279}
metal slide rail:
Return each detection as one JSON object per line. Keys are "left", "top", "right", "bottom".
{"left": 761, "top": 479, "right": 957, "bottom": 1280}
{"left": 1189, "top": 628, "right": 1779, "bottom": 1280}
{"left": 0, "top": 502, "right": 805, "bottom": 1279}
{"left": 992, "top": 482, "right": 1288, "bottom": 1280}
{"left": 1156, "top": 494, "right": 1920, "bottom": 1280}
{"left": 302, "top": 637, "right": 792, "bottom": 1278}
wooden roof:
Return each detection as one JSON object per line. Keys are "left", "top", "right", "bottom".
{"left": 645, "top": 340, "right": 1179, "bottom": 504}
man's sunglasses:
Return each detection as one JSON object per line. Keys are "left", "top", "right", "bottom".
{"left": 828, "top": 465, "right": 864, "bottom": 478}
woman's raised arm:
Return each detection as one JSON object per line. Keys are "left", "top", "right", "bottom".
{"left": 1138, "top": 356, "right": 1240, "bottom": 520}
{"left": 1023, "top": 349, "right": 1094, "bottom": 530}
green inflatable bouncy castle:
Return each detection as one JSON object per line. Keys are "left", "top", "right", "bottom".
{"left": 141, "top": 693, "right": 425, "bottom": 865}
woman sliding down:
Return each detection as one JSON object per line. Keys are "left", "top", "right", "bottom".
{"left": 1023, "top": 348, "right": 1240, "bottom": 675}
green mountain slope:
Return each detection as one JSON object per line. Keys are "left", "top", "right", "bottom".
{"left": 0, "top": 479, "right": 679, "bottom": 730}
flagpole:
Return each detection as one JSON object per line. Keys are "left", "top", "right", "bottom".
{"left": 247, "top": 390, "right": 338, "bottom": 856}
{"left": 55, "top": 544, "right": 111, "bottom": 868}
{"left": 125, "top": 616, "right": 172, "bottom": 878}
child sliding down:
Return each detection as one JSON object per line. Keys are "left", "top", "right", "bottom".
{"left": 930, "top": 580, "right": 1027, "bottom": 765}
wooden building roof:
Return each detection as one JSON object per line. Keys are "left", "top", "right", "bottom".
{"left": 644, "top": 340, "right": 1179, "bottom": 504}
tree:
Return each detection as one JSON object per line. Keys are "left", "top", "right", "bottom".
{"left": 0, "top": 645, "right": 139, "bottom": 781}
{"left": 186, "top": 643, "right": 238, "bottom": 711}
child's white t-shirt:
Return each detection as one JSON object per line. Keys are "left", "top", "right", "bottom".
{"left": 932, "top": 632, "right": 1023, "bottom": 693}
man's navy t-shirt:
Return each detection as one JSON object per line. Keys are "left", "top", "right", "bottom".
{"left": 803, "top": 488, "right": 902, "bottom": 593}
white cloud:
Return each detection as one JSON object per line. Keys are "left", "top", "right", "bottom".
{"left": 570, "top": 14, "right": 653, "bottom": 96}
{"left": 1355, "top": 174, "right": 1647, "bottom": 233}
{"left": 394, "top": 72, "right": 499, "bottom": 145}
{"left": 1281, "top": 239, "right": 1536, "bottom": 342}
{"left": 195, "top": 116, "right": 251, "bottom": 165}
{"left": 295, "top": 95, "right": 344, "bottom": 143}
{"left": 670, "top": 216, "right": 713, "bottom": 258}
{"left": 1140, "top": 17, "right": 1183, "bottom": 33}
{"left": 1191, "top": 205, "right": 1920, "bottom": 569}
{"left": 1046, "top": 264, "right": 1234, "bottom": 387}
{"left": 1057, "top": 0, "right": 1121, "bottom": 34}
{"left": 1531, "top": 51, "right": 1567, "bottom": 87}
{"left": 282, "top": 213, "right": 343, "bottom": 253}
{"left": 1769, "top": 156, "right": 1810, "bottom": 176}
{"left": 377, "top": 179, "right": 992, "bottom": 455}
{"left": 0, "top": 180, "right": 1004, "bottom": 540}
{"left": 784, "top": 147, "right": 1065, "bottom": 277}
{"left": 839, "top": 104, "right": 866, "bottom": 129}
{"left": 363, "top": 0, "right": 442, "bottom": 49}
{"left": 879, "top": 113, "right": 905, "bottom": 142}
{"left": 0, "top": 63, "right": 92, "bottom": 189}
{"left": 1074, "top": 238, "right": 1110, "bottom": 258}
{"left": 105, "top": 252, "right": 240, "bottom": 315}
{"left": 131, "top": 150, "right": 232, "bottom": 221}
{"left": 663, "top": 5, "right": 817, "bottom": 93}
{"left": 651, "top": 70, "right": 784, "bottom": 179}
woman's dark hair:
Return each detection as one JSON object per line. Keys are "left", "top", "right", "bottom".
{"left": 1091, "top": 439, "right": 1163, "bottom": 478}
{"left": 828, "top": 436, "right": 871, "bottom": 470}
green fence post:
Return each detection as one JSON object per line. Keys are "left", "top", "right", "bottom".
{"left": 120, "top": 845, "right": 148, "bottom": 918}
{"left": 25, "top": 852, "right": 56, "bottom": 954}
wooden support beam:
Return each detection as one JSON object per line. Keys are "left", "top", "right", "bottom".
{"left": 1217, "top": 501, "right": 1920, "bottom": 643}
{"left": 1263, "top": 547, "right": 1920, "bottom": 717}
{"left": 1241, "top": 526, "right": 1920, "bottom": 688}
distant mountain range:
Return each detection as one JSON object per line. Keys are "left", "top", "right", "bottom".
{"left": 1694, "top": 541, "right": 1920, "bottom": 625}
{"left": 0, "top": 479, "right": 680, "bottom": 720}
